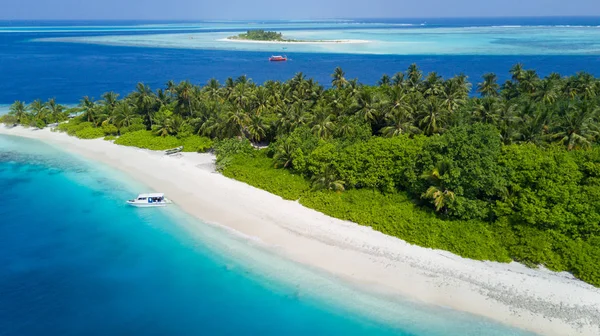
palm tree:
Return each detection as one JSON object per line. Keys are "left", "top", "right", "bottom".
{"left": 311, "top": 165, "right": 345, "bottom": 192}
{"left": 153, "top": 107, "right": 184, "bottom": 137}
{"left": 131, "top": 83, "right": 157, "bottom": 127}
{"left": 496, "top": 101, "right": 520, "bottom": 144}
{"left": 155, "top": 89, "right": 170, "bottom": 107}
{"left": 47, "top": 98, "right": 65, "bottom": 123}
{"left": 519, "top": 70, "right": 539, "bottom": 95}
{"left": 111, "top": 101, "right": 138, "bottom": 130}
{"left": 406, "top": 64, "right": 422, "bottom": 91}
{"left": 392, "top": 72, "right": 405, "bottom": 87}
{"left": 273, "top": 140, "right": 295, "bottom": 168}
{"left": 290, "top": 72, "right": 307, "bottom": 90}
{"left": 422, "top": 72, "right": 444, "bottom": 97}
{"left": 510, "top": 63, "right": 525, "bottom": 83}
{"left": 235, "top": 75, "right": 250, "bottom": 85}
{"left": 204, "top": 78, "right": 222, "bottom": 102}
{"left": 331, "top": 67, "right": 348, "bottom": 89}
{"left": 277, "top": 103, "right": 310, "bottom": 135}
{"left": 474, "top": 97, "right": 501, "bottom": 124}
{"left": 230, "top": 82, "right": 255, "bottom": 111}
{"left": 29, "top": 99, "right": 49, "bottom": 125}
{"left": 500, "top": 80, "right": 520, "bottom": 100}
{"left": 517, "top": 104, "right": 553, "bottom": 146}
{"left": 422, "top": 186, "right": 456, "bottom": 212}
{"left": 477, "top": 73, "right": 500, "bottom": 97}
{"left": 381, "top": 107, "right": 419, "bottom": 137}
{"left": 311, "top": 103, "right": 334, "bottom": 139}
{"left": 418, "top": 98, "right": 445, "bottom": 135}
{"left": 9, "top": 101, "right": 27, "bottom": 124}
{"left": 533, "top": 79, "right": 558, "bottom": 104}
{"left": 79, "top": 96, "right": 98, "bottom": 124}
{"left": 441, "top": 78, "right": 468, "bottom": 114}
{"left": 572, "top": 72, "right": 598, "bottom": 100}
{"left": 355, "top": 90, "right": 381, "bottom": 123}
{"left": 175, "top": 81, "right": 195, "bottom": 117}
{"left": 225, "top": 107, "right": 250, "bottom": 138}
{"left": 100, "top": 91, "right": 119, "bottom": 116}
{"left": 421, "top": 161, "right": 455, "bottom": 213}
{"left": 246, "top": 112, "right": 267, "bottom": 143}
{"left": 166, "top": 80, "right": 177, "bottom": 97}
{"left": 378, "top": 74, "right": 391, "bottom": 87}
{"left": 551, "top": 100, "right": 599, "bottom": 150}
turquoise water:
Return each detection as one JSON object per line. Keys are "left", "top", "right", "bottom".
{"left": 37, "top": 23, "right": 600, "bottom": 55}
{"left": 0, "top": 135, "right": 535, "bottom": 335}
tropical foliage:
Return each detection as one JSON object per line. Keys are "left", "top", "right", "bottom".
{"left": 231, "top": 30, "right": 286, "bottom": 41}
{"left": 3, "top": 64, "right": 600, "bottom": 286}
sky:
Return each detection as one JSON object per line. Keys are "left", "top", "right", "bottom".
{"left": 2, "top": 0, "right": 600, "bottom": 20}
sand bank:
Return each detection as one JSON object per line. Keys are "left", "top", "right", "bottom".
{"left": 1, "top": 126, "right": 599, "bottom": 336}
{"left": 219, "top": 37, "right": 370, "bottom": 44}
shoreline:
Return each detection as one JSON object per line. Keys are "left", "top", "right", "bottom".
{"left": 2, "top": 126, "right": 600, "bottom": 336}
{"left": 219, "top": 37, "right": 370, "bottom": 44}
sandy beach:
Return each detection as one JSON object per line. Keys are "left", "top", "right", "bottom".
{"left": 219, "top": 37, "right": 370, "bottom": 44}
{"left": 2, "top": 126, "right": 599, "bottom": 336}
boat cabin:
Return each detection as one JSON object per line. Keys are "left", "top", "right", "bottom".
{"left": 136, "top": 193, "right": 165, "bottom": 203}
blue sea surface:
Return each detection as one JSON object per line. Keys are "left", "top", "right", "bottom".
{"left": 0, "top": 17, "right": 600, "bottom": 104}
{"left": 0, "top": 135, "right": 535, "bottom": 335}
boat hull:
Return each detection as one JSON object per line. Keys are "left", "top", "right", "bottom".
{"left": 269, "top": 56, "right": 287, "bottom": 61}
{"left": 127, "top": 200, "right": 170, "bottom": 207}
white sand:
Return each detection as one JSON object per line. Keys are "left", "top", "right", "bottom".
{"left": 219, "top": 37, "right": 370, "bottom": 44}
{"left": 2, "top": 126, "right": 600, "bottom": 336}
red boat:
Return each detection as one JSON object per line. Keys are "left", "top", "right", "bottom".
{"left": 269, "top": 55, "right": 287, "bottom": 62}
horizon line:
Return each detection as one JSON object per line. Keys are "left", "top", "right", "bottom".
{"left": 1, "top": 15, "right": 600, "bottom": 22}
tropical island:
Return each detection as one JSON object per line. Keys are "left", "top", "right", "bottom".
{"left": 2, "top": 64, "right": 600, "bottom": 292}
{"left": 226, "top": 29, "right": 355, "bottom": 43}
{"left": 229, "top": 30, "right": 291, "bottom": 41}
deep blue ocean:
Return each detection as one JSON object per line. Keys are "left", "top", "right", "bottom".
{"left": 0, "top": 17, "right": 593, "bottom": 335}
{"left": 1, "top": 17, "right": 600, "bottom": 104}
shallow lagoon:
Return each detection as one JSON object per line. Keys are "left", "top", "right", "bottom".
{"left": 38, "top": 24, "right": 600, "bottom": 55}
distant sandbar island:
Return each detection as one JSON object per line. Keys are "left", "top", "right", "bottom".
{"left": 224, "top": 29, "right": 369, "bottom": 44}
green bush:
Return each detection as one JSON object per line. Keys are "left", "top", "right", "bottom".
{"left": 300, "top": 189, "right": 511, "bottom": 262}
{"left": 119, "top": 123, "right": 146, "bottom": 134}
{"left": 1, "top": 114, "right": 17, "bottom": 125}
{"left": 104, "top": 135, "right": 117, "bottom": 141}
{"left": 214, "top": 138, "right": 254, "bottom": 171}
{"left": 114, "top": 130, "right": 181, "bottom": 150}
{"left": 102, "top": 124, "right": 119, "bottom": 136}
{"left": 222, "top": 151, "right": 309, "bottom": 200}
{"left": 75, "top": 127, "right": 105, "bottom": 139}
{"left": 56, "top": 119, "right": 93, "bottom": 136}
{"left": 181, "top": 136, "right": 213, "bottom": 153}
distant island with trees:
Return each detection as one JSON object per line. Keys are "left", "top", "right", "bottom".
{"left": 226, "top": 29, "right": 348, "bottom": 43}
{"left": 229, "top": 30, "right": 291, "bottom": 41}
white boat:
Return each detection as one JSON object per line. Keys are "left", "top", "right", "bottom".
{"left": 127, "top": 193, "right": 171, "bottom": 207}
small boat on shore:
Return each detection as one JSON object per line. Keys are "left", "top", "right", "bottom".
{"left": 165, "top": 146, "right": 183, "bottom": 155}
{"left": 127, "top": 193, "right": 171, "bottom": 207}
{"left": 269, "top": 55, "right": 287, "bottom": 62}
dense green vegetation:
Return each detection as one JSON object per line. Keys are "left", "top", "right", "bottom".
{"left": 115, "top": 130, "right": 212, "bottom": 152}
{"left": 3, "top": 64, "right": 600, "bottom": 285}
{"left": 230, "top": 30, "right": 288, "bottom": 41}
